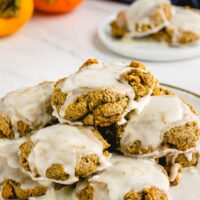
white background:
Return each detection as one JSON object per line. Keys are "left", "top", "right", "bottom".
{"left": 0, "top": 0, "right": 199, "bottom": 96}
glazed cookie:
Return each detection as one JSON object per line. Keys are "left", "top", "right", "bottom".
{"left": 0, "top": 82, "right": 55, "bottom": 139}
{"left": 172, "top": 151, "right": 199, "bottom": 168}
{"left": 19, "top": 124, "right": 111, "bottom": 184}
{"left": 111, "top": 0, "right": 173, "bottom": 38}
{"left": 153, "top": 7, "right": 200, "bottom": 46}
{"left": 117, "top": 95, "right": 200, "bottom": 157}
{"left": 161, "top": 150, "right": 200, "bottom": 185}
{"left": 52, "top": 59, "right": 156, "bottom": 127}
{"left": 0, "top": 139, "right": 48, "bottom": 200}
{"left": 75, "top": 155, "right": 170, "bottom": 200}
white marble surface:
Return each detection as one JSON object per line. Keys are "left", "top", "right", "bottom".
{"left": 0, "top": 0, "right": 199, "bottom": 96}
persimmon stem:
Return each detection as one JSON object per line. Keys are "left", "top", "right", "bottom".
{"left": 0, "top": 0, "right": 20, "bottom": 18}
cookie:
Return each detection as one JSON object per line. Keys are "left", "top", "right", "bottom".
{"left": 117, "top": 95, "right": 200, "bottom": 156}
{"left": 19, "top": 124, "right": 111, "bottom": 184}
{"left": 0, "top": 82, "right": 55, "bottom": 139}
{"left": 0, "top": 139, "right": 48, "bottom": 200}
{"left": 161, "top": 151, "right": 199, "bottom": 185}
{"left": 111, "top": 0, "right": 173, "bottom": 38}
{"left": 52, "top": 60, "right": 156, "bottom": 127}
{"left": 153, "top": 7, "right": 200, "bottom": 46}
{"left": 75, "top": 155, "right": 170, "bottom": 200}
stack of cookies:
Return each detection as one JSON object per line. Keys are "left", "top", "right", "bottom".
{"left": 0, "top": 59, "right": 200, "bottom": 200}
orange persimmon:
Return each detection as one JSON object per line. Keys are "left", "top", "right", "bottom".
{"left": 34, "top": 0, "right": 83, "bottom": 14}
{"left": 0, "top": 0, "right": 33, "bottom": 37}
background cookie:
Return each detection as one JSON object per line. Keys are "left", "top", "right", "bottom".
{"left": 153, "top": 7, "right": 200, "bottom": 46}
{"left": 111, "top": 0, "right": 173, "bottom": 38}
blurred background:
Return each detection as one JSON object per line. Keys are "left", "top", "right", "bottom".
{"left": 112, "top": 0, "right": 200, "bottom": 8}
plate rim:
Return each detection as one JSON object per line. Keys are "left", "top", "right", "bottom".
{"left": 98, "top": 14, "right": 200, "bottom": 61}
{"left": 161, "top": 83, "right": 200, "bottom": 98}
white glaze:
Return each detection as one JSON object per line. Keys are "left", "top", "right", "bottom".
{"left": 165, "top": 154, "right": 181, "bottom": 184}
{"left": 75, "top": 155, "right": 170, "bottom": 200}
{"left": 0, "top": 138, "right": 28, "bottom": 184}
{"left": 0, "top": 138, "right": 47, "bottom": 199}
{"left": 120, "top": 95, "right": 200, "bottom": 157}
{"left": 169, "top": 163, "right": 181, "bottom": 182}
{"left": 184, "top": 151, "right": 194, "bottom": 162}
{"left": 165, "top": 147, "right": 199, "bottom": 183}
{"left": 0, "top": 82, "right": 54, "bottom": 138}
{"left": 166, "top": 141, "right": 200, "bottom": 165}
{"left": 166, "top": 152, "right": 179, "bottom": 166}
{"left": 26, "top": 124, "right": 111, "bottom": 184}
{"left": 125, "top": 0, "right": 172, "bottom": 37}
{"left": 53, "top": 61, "right": 154, "bottom": 125}
{"left": 166, "top": 150, "right": 199, "bottom": 184}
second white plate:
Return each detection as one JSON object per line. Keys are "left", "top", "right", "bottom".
{"left": 98, "top": 14, "right": 200, "bottom": 61}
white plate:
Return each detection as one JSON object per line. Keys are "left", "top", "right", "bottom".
{"left": 170, "top": 168, "right": 200, "bottom": 200}
{"left": 98, "top": 15, "right": 200, "bottom": 61}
